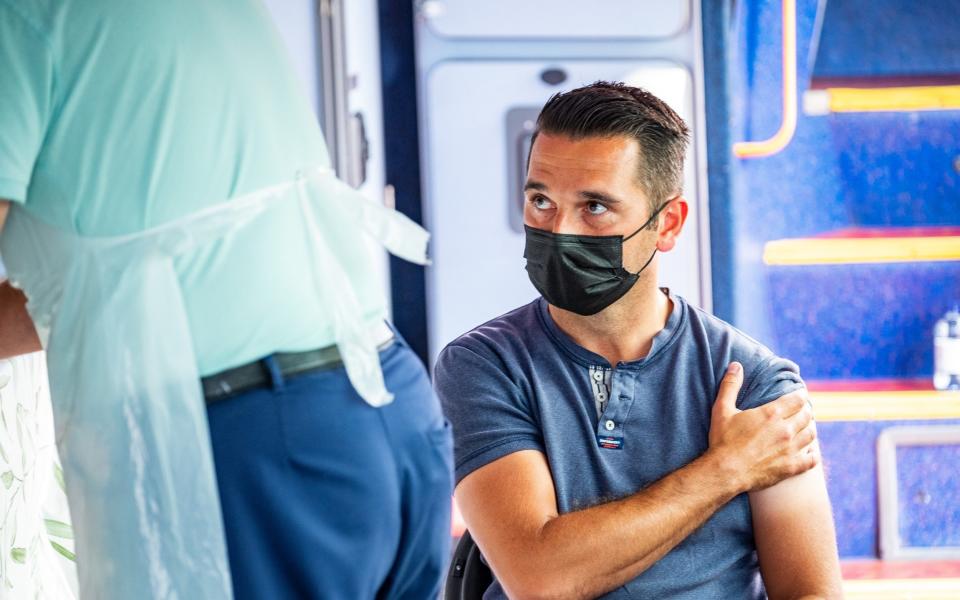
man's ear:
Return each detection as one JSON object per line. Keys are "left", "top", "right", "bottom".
{"left": 655, "top": 197, "right": 688, "bottom": 252}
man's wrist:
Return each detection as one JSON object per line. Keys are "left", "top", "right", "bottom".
{"left": 696, "top": 448, "right": 749, "bottom": 498}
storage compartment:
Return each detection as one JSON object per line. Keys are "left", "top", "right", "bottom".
{"left": 419, "top": 0, "right": 689, "bottom": 40}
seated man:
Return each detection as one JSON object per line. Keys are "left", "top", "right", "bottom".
{"left": 434, "top": 82, "right": 842, "bottom": 599}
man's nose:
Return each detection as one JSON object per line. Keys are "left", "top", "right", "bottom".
{"left": 552, "top": 209, "right": 579, "bottom": 235}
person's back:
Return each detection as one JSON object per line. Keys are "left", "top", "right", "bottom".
{"left": 0, "top": 0, "right": 385, "bottom": 375}
{"left": 0, "top": 3, "right": 454, "bottom": 598}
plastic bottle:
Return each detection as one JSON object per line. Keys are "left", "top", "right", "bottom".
{"left": 934, "top": 305, "right": 960, "bottom": 391}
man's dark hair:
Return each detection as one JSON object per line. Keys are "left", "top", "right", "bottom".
{"left": 531, "top": 81, "right": 690, "bottom": 215}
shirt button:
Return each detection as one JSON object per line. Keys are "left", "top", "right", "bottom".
{"left": 604, "top": 419, "right": 616, "bottom": 431}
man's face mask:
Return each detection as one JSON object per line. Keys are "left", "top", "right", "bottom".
{"left": 523, "top": 200, "right": 672, "bottom": 316}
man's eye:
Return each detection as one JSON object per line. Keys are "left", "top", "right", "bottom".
{"left": 586, "top": 201, "right": 608, "bottom": 215}
{"left": 531, "top": 196, "right": 552, "bottom": 210}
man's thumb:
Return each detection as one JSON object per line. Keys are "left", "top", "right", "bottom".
{"left": 713, "top": 362, "right": 744, "bottom": 418}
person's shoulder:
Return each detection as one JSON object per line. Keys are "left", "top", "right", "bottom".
{"left": 441, "top": 299, "right": 542, "bottom": 356}
{"left": 434, "top": 300, "right": 543, "bottom": 398}
{"left": 679, "top": 295, "right": 781, "bottom": 367}
{"left": 677, "top": 296, "right": 802, "bottom": 408}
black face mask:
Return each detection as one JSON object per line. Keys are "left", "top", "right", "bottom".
{"left": 523, "top": 201, "right": 670, "bottom": 316}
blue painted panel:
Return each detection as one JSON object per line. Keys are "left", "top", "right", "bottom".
{"left": 819, "top": 419, "right": 960, "bottom": 558}
{"left": 379, "top": 0, "right": 430, "bottom": 363}
{"left": 706, "top": 0, "right": 960, "bottom": 559}
{"left": 767, "top": 262, "right": 960, "bottom": 380}
{"left": 714, "top": 0, "right": 960, "bottom": 343}
{"left": 723, "top": 0, "right": 850, "bottom": 341}
{"left": 703, "top": 0, "right": 736, "bottom": 323}
{"left": 897, "top": 444, "right": 960, "bottom": 548}
{"left": 813, "top": 0, "right": 960, "bottom": 78}
{"left": 830, "top": 112, "right": 960, "bottom": 227}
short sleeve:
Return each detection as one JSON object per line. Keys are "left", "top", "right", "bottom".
{"left": 737, "top": 353, "right": 805, "bottom": 411}
{"left": 0, "top": 5, "right": 54, "bottom": 203}
{"left": 434, "top": 343, "right": 545, "bottom": 484}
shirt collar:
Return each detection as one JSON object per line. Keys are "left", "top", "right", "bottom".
{"left": 536, "top": 288, "right": 685, "bottom": 369}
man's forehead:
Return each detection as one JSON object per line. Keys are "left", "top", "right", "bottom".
{"left": 527, "top": 132, "right": 644, "bottom": 191}
{"left": 530, "top": 132, "right": 639, "bottom": 165}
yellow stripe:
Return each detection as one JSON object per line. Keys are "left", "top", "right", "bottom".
{"left": 812, "top": 390, "right": 960, "bottom": 422}
{"left": 828, "top": 85, "right": 960, "bottom": 112}
{"left": 763, "top": 236, "right": 960, "bottom": 265}
{"left": 844, "top": 577, "right": 960, "bottom": 599}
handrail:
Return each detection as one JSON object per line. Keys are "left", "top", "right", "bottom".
{"left": 733, "top": 0, "right": 798, "bottom": 158}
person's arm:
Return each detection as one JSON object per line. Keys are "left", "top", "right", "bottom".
{"left": 749, "top": 440, "right": 843, "bottom": 600}
{"left": 455, "top": 363, "right": 819, "bottom": 600}
{"left": 0, "top": 200, "right": 41, "bottom": 359}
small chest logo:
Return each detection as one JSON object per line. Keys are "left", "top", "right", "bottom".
{"left": 597, "top": 435, "right": 623, "bottom": 450}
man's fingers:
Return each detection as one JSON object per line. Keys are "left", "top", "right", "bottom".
{"left": 766, "top": 390, "right": 807, "bottom": 421}
{"left": 712, "top": 362, "right": 744, "bottom": 418}
{"left": 784, "top": 399, "right": 814, "bottom": 437}
{"left": 796, "top": 438, "right": 821, "bottom": 473}
{"left": 793, "top": 419, "right": 817, "bottom": 449}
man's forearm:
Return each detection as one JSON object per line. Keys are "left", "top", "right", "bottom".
{"left": 0, "top": 280, "right": 41, "bottom": 359}
{"left": 520, "top": 451, "right": 744, "bottom": 600}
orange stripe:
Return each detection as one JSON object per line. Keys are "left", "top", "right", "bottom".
{"left": 763, "top": 236, "right": 960, "bottom": 265}
{"left": 811, "top": 390, "right": 960, "bottom": 422}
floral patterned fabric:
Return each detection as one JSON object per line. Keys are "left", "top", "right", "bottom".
{"left": 0, "top": 352, "right": 76, "bottom": 599}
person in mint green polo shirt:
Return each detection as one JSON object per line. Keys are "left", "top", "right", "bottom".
{"left": 0, "top": 1, "right": 453, "bottom": 598}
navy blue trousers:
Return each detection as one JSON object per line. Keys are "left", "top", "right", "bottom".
{"left": 206, "top": 336, "right": 453, "bottom": 599}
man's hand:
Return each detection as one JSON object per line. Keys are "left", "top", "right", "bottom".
{"left": 707, "top": 362, "right": 819, "bottom": 492}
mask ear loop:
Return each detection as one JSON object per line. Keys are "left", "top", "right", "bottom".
{"left": 622, "top": 196, "right": 677, "bottom": 275}
{"left": 630, "top": 247, "right": 659, "bottom": 276}
{"left": 623, "top": 197, "right": 676, "bottom": 242}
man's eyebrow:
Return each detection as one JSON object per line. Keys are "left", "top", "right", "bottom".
{"left": 524, "top": 180, "right": 548, "bottom": 192}
{"left": 580, "top": 190, "right": 622, "bottom": 204}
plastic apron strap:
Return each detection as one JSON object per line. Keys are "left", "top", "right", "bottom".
{"left": 50, "top": 248, "right": 232, "bottom": 599}
{"left": 295, "top": 168, "right": 431, "bottom": 407}
{"left": 301, "top": 168, "right": 431, "bottom": 267}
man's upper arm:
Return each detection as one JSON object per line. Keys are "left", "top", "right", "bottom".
{"left": 434, "top": 342, "right": 544, "bottom": 484}
{"left": 738, "top": 348, "right": 841, "bottom": 596}
{"left": 435, "top": 341, "right": 552, "bottom": 596}
{"left": 749, "top": 446, "right": 843, "bottom": 599}
{"left": 736, "top": 352, "right": 804, "bottom": 411}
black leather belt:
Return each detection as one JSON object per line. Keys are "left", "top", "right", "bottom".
{"left": 202, "top": 336, "right": 395, "bottom": 404}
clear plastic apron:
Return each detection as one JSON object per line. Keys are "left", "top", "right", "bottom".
{"left": 0, "top": 167, "right": 430, "bottom": 598}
